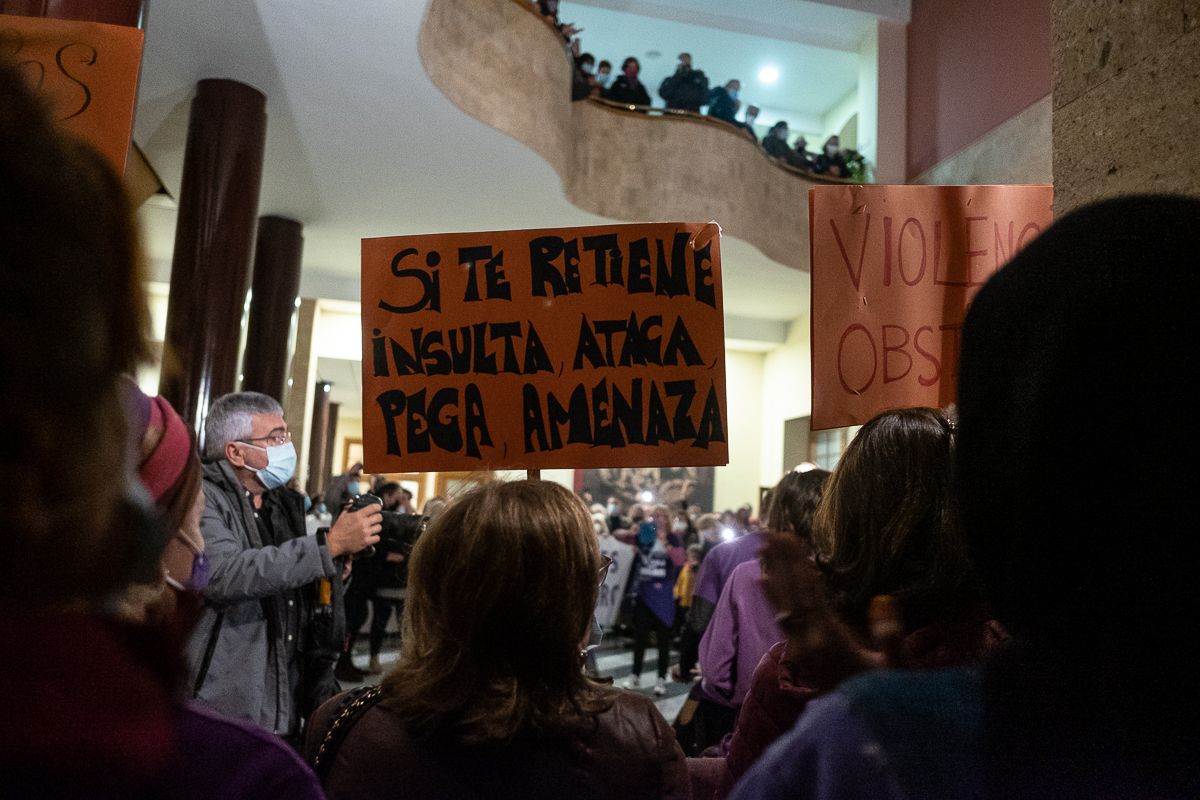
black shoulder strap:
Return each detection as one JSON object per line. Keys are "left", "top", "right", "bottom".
{"left": 311, "top": 685, "right": 384, "bottom": 783}
{"left": 192, "top": 611, "right": 225, "bottom": 698}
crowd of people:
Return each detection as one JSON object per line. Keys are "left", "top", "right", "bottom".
{"left": 4, "top": 45, "right": 1200, "bottom": 800}
{"left": 533, "top": 2, "right": 865, "bottom": 181}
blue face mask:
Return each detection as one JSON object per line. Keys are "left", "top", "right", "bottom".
{"left": 244, "top": 441, "right": 297, "bottom": 490}
{"left": 729, "top": 89, "right": 739, "bottom": 100}
{"left": 303, "top": 495, "right": 313, "bottom": 513}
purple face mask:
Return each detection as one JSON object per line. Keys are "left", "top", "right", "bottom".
{"left": 166, "top": 535, "right": 209, "bottom": 593}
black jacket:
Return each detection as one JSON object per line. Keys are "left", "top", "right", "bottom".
{"left": 605, "top": 75, "right": 651, "bottom": 107}
{"left": 659, "top": 66, "right": 708, "bottom": 111}
{"left": 706, "top": 86, "right": 739, "bottom": 123}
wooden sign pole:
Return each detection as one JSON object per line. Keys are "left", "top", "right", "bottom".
{"left": 527, "top": 469, "right": 541, "bottom": 480}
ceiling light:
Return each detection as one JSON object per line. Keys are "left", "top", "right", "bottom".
{"left": 758, "top": 65, "right": 780, "bottom": 84}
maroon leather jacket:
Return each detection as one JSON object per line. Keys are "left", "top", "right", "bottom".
{"left": 306, "top": 687, "right": 691, "bottom": 800}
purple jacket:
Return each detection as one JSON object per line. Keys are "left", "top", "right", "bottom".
{"left": 692, "top": 531, "right": 763, "bottom": 608}
{"left": 698, "top": 560, "right": 783, "bottom": 708}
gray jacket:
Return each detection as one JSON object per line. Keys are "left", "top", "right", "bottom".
{"left": 186, "top": 460, "right": 338, "bottom": 735}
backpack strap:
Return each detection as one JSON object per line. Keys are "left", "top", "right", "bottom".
{"left": 311, "top": 685, "right": 384, "bottom": 783}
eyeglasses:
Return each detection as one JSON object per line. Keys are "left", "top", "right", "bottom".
{"left": 241, "top": 430, "right": 292, "bottom": 447}
{"left": 597, "top": 554, "right": 614, "bottom": 587}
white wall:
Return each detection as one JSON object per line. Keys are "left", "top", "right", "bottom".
{"left": 711, "top": 348, "right": 766, "bottom": 512}
{"left": 760, "top": 315, "right": 813, "bottom": 488}
{"left": 856, "top": 19, "right": 907, "bottom": 183}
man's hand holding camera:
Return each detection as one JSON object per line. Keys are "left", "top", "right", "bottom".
{"left": 327, "top": 504, "right": 382, "bottom": 558}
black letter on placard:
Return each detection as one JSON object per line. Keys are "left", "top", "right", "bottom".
{"left": 618, "top": 312, "right": 644, "bottom": 367}
{"left": 376, "top": 390, "right": 407, "bottom": 456}
{"left": 663, "top": 317, "right": 704, "bottom": 366}
{"left": 529, "top": 236, "right": 568, "bottom": 297}
{"left": 371, "top": 329, "right": 389, "bottom": 377}
{"left": 656, "top": 233, "right": 691, "bottom": 298}
{"left": 460, "top": 245, "right": 512, "bottom": 302}
{"left": 472, "top": 321, "right": 497, "bottom": 374}
{"left": 464, "top": 384, "right": 493, "bottom": 457}
{"left": 563, "top": 238, "right": 583, "bottom": 294}
{"left": 693, "top": 384, "right": 727, "bottom": 448}
{"left": 591, "top": 379, "right": 612, "bottom": 447}
{"left": 595, "top": 319, "right": 625, "bottom": 367}
{"left": 380, "top": 248, "right": 441, "bottom": 313}
{"left": 390, "top": 335, "right": 423, "bottom": 376}
{"left": 665, "top": 380, "right": 697, "bottom": 440}
{"left": 573, "top": 315, "right": 605, "bottom": 370}
{"left": 419, "top": 330, "right": 451, "bottom": 376}
{"left": 406, "top": 389, "right": 431, "bottom": 454}
{"left": 583, "top": 233, "right": 622, "bottom": 286}
{"left": 611, "top": 379, "right": 644, "bottom": 448}
{"left": 628, "top": 238, "right": 653, "bottom": 294}
{"left": 448, "top": 326, "right": 472, "bottom": 373}
{"left": 547, "top": 384, "right": 593, "bottom": 449}
{"left": 692, "top": 241, "right": 716, "bottom": 309}
{"left": 523, "top": 323, "right": 554, "bottom": 373}
{"left": 428, "top": 388, "right": 464, "bottom": 453}
{"left": 645, "top": 383, "right": 674, "bottom": 445}
{"left": 522, "top": 384, "right": 549, "bottom": 453}
{"left": 490, "top": 321, "right": 523, "bottom": 373}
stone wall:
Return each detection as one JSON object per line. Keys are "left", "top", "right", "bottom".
{"left": 1052, "top": 0, "right": 1200, "bottom": 214}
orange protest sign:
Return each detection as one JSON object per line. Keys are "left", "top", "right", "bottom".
{"left": 361, "top": 223, "right": 728, "bottom": 473}
{"left": 810, "top": 184, "right": 1053, "bottom": 430}
{"left": 0, "top": 14, "right": 144, "bottom": 172}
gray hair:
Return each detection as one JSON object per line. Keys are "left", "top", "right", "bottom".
{"left": 202, "top": 391, "right": 284, "bottom": 461}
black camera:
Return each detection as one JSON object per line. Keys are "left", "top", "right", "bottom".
{"left": 347, "top": 493, "right": 426, "bottom": 592}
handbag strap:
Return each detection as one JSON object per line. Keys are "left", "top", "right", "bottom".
{"left": 311, "top": 684, "right": 384, "bottom": 783}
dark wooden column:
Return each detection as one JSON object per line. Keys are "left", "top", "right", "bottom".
{"left": 159, "top": 78, "right": 266, "bottom": 439}
{"left": 306, "top": 381, "right": 332, "bottom": 496}
{"left": 0, "top": 0, "right": 143, "bottom": 26}
{"left": 241, "top": 216, "right": 303, "bottom": 402}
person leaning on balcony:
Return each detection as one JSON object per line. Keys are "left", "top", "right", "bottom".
{"left": 787, "top": 136, "right": 813, "bottom": 171}
{"left": 604, "top": 57, "right": 651, "bottom": 107}
{"left": 740, "top": 105, "right": 760, "bottom": 143}
{"left": 763, "top": 121, "right": 791, "bottom": 159}
{"left": 812, "top": 135, "right": 848, "bottom": 178}
{"left": 706, "top": 80, "right": 741, "bottom": 124}
{"left": 659, "top": 52, "right": 709, "bottom": 112}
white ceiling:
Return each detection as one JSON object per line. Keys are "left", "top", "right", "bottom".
{"left": 130, "top": 0, "right": 857, "bottom": 328}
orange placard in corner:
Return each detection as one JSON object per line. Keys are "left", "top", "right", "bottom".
{"left": 361, "top": 222, "right": 728, "bottom": 473}
{"left": 810, "top": 184, "right": 1053, "bottom": 430}
{"left": 0, "top": 14, "right": 144, "bottom": 172}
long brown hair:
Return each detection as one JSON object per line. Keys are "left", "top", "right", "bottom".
{"left": 813, "top": 407, "right": 974, "bottom": 633}
{"left": 382, "top": 480, "right": 613, "bottom": 744}
{"left": 0, "top": 60, "right": 150, "bottom": 609}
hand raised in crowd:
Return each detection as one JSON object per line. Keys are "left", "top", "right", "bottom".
{"left": 758, "top": 530, "right": 902, "bottom": 692}
{"left": 327, "top": 503, "right": 382, "bottom": 558}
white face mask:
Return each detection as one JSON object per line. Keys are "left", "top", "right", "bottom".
{"left": 826, "top": 144, "right": 838, "bottom": 155}
{"left": 672, "top": 520, "right": 688, "bottom": 533}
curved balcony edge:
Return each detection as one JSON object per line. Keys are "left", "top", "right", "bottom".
{"left": 420, "top": 0, "right": 838, "bottom": 271}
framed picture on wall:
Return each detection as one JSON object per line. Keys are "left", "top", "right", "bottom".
{"left": 341, "top": 438, "right": 364, "bottom": 475}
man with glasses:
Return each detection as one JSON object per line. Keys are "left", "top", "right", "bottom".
{"left": 187, "top": 391, "right": 382, "bottom": 742}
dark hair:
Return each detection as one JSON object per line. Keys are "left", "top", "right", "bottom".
{"left": 1, "top": 60, "right": 150, "bottom": 609}
{"left": 382, "top": 480, "right": 613, "bottom": 744}
{"left": 621, "top": 57, "right": 639, "bottom": 71}
{"left": 813, "top": 407, "right": 972, "bottom": 633}
{"left": 959, "top": 196, "right": 1200, "bottom": 784}
{"left": 377, "top": 481, "right": 401, "bottom": 496}
{"left": 579, "top": 52, "right": 595, "bottom": 66}
{"left": 598, "top": 60, "right": 612, "bottom": 70}
{"left": 767, "top": 468, "right": 830, "bottom": 545}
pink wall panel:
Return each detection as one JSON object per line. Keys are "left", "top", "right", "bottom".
{"left": 906, "top": 0, "right": 1051, "bottom": 179}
